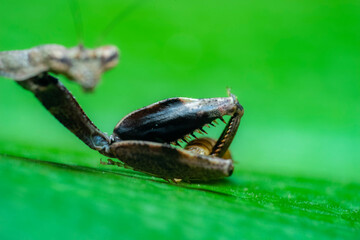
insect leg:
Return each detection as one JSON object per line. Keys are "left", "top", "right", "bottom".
{"left": 109, "top": 140, "right": 234, "bottom": 181}
{"left": 17, "top": 74, "right": 111, "bottom": 153}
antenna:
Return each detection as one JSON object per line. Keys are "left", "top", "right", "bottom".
{"left": 67, "top": 0, "right": 84, "bottom": 45}
{"left": 97, "top": 0, "right": 147, "bottom": 45}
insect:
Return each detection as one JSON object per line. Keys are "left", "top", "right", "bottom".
{"left": 0, "top": 44, "right": 119, "bottom": 91}
{"left": 0, "top": 44, "right": 244, "bottom": 182}
{"left": 0, "top": 3, "right": 244, "bottom": 182}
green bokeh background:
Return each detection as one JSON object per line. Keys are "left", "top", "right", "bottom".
{"left": 0, "top": 0, "right": 359, "bottom": 239}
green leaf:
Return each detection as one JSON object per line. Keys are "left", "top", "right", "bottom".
{"left": 0, "top": 141, "right": 359, "bottom": 239}
{"left": 0, "top": 0, "right": 359, "bottom": 239}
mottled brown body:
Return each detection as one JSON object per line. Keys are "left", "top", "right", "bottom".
{"left": 0, "top": 44, "right": 119, "bottom": 91}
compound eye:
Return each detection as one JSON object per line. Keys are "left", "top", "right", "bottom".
{"left": 102, "top": 51, "right": 119, "bottom": 70}
{"left": 102, "top": 51, "right": 118, "bottom": 62}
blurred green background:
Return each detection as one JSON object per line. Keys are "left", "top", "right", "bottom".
{"left": 0, "top": 0, "right": 359, "bottom": 239}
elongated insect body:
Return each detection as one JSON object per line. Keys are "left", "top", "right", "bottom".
{"left": 0, "top": 44, "right": 119, "bottom": 91}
